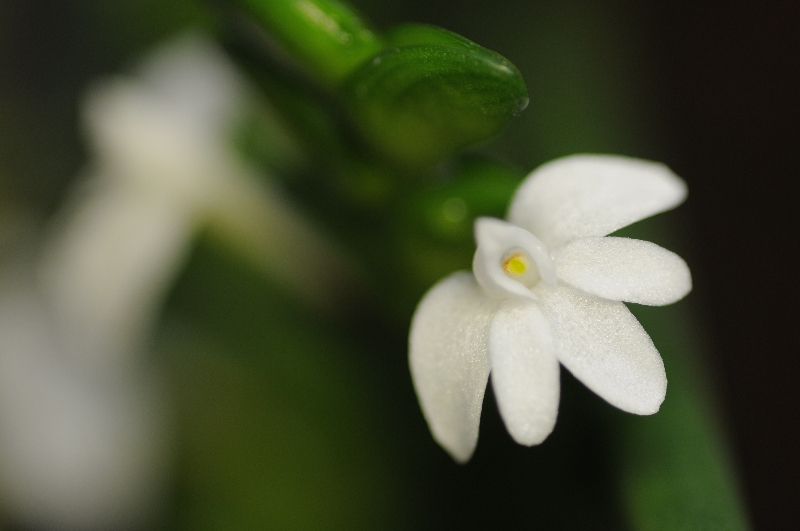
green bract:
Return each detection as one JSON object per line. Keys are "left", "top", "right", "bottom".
{"left": 344, "top": 26, "right": 528, "bottom": 166}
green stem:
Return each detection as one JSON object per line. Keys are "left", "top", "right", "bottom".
{"left": 231, "top": 0, "right": 383, "bottom": 88}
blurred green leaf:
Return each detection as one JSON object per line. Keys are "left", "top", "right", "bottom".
{"left": 618, "top": 301, "right": 751, "bottom": 531}
{"left": 158, "top": 235, "right": 401, "bottom": 530}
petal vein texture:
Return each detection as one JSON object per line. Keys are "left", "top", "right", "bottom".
{"left": 489, "top": 299, "right": 559, "bottom": 446}
{"left": 409, "top": 272, "right": 499, "bottom": 462}
{"left": 554, "top": 237, "right": 692, "bottom": 305}
{"left": 536, "top": 285, "right": 667, "bottom": 414}
{"left": 508, "top": 155, "right": 687, "bottom": 249}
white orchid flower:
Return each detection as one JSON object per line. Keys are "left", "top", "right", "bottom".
{"left": 40, "top": 34, "right": 353, "bottom": 368}
{"left": 409, "top": 155, "right": 692, "bottom": 463}
{"left": 38, "top": 34, "right": 250, "bottom": 367}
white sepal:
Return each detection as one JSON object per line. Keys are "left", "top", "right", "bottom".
{"left": 508, "top": 155, "right": 687, "bottom": 249}
{"left": 535, "top": 284, "right": 667, "bottom": 415}
{"left": 39, "top": 183, "right": 193, "bottom": 367}
{"left": 489, "top": 299, "right": 559, "bottom": 446}
{"left": 409, "top": 272, "right": 500, "bottom": 462}
{"left": 553, "top": 237, "right": 692, "bottom": 306}
{"left": 0, "top": 285, "right": 170, "bottom": 530}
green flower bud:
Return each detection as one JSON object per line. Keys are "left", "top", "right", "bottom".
{"left": 343, "top": 25, "right": 529, "bottom": 167}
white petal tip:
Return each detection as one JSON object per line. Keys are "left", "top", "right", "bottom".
{"left": 628, "top": 399, "right": 664, "bottom": 416}
{"left": 441, "top": 441, "right": 476, "bottom": 464}
{"left": 614, "top": 379, "right": 667, "bottom": 415}
{"left": 508, "top": 425, "right": 555, "bottom": 447}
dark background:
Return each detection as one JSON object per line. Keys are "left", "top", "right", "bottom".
{"left": 649, "top": 3, "right": 800, "bottom": 528}
{"left": 1, "top": 1, "right": 798, "bottom": 528}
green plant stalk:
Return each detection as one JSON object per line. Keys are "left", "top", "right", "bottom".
{"left": 220, "top": 6, "right": 529, "bottom": 168}
{"left": 232, "top": 0, "right": 383, "bottom": 88}
{"left": 620, "top": 302, "right": 751, "bottom": 531}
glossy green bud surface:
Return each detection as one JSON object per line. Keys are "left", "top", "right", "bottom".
{"left": 344, "top": 26, "right": 528, "bottom": 166}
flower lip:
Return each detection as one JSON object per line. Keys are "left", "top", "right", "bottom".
{"left": 472, "top": 217, "right": 556, "bottom": 300}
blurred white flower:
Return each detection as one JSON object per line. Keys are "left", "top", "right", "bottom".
{"left": 41, "top": 34, "right": 352, "bottom": 369}
{"left": 39, "top": 33, "right": 250, "bottom": 368}
{"left": 409, "top": 155, "right": 692, "bottom": 463}
{"left": 0, "top": 32, "right": 353, "bottom": 529}
{"left": 0, "top": 268, "right": 170, "bottom": 530}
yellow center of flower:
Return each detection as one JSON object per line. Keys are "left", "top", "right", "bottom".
{"left": 502, "top": 252, "right": 528, "bottom": 277}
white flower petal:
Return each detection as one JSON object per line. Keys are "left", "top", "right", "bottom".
{"left": 39, "top": 182, "right": 192, "bottom": 366}
{"left": 508, "top": 155, "right": 687, "bottom": 249}
{"left": 85, "top": 79, "right": 226, "bottom": 198}
{"left": 489, "top": 299, "right": 559, "bottom": 446}
{"left": 473, "top": 217, "right": 556, "bottom": 300}
{"left": 0, "top": 283, "right": 170, "bottom": 530}
{"left": 83, "top": 36, "right": 246, "bottom": 195}
{"left": 535, "top": 284, "right": 666, "bottom": 415}
{"left": 409, "top": 272, "right": 500, "bottom": 462}
{"left": 135, "top": 33, "right": 247, "bottom": 135}
{"left": 554, "top": 237, "right": 692, "bottom": 305}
